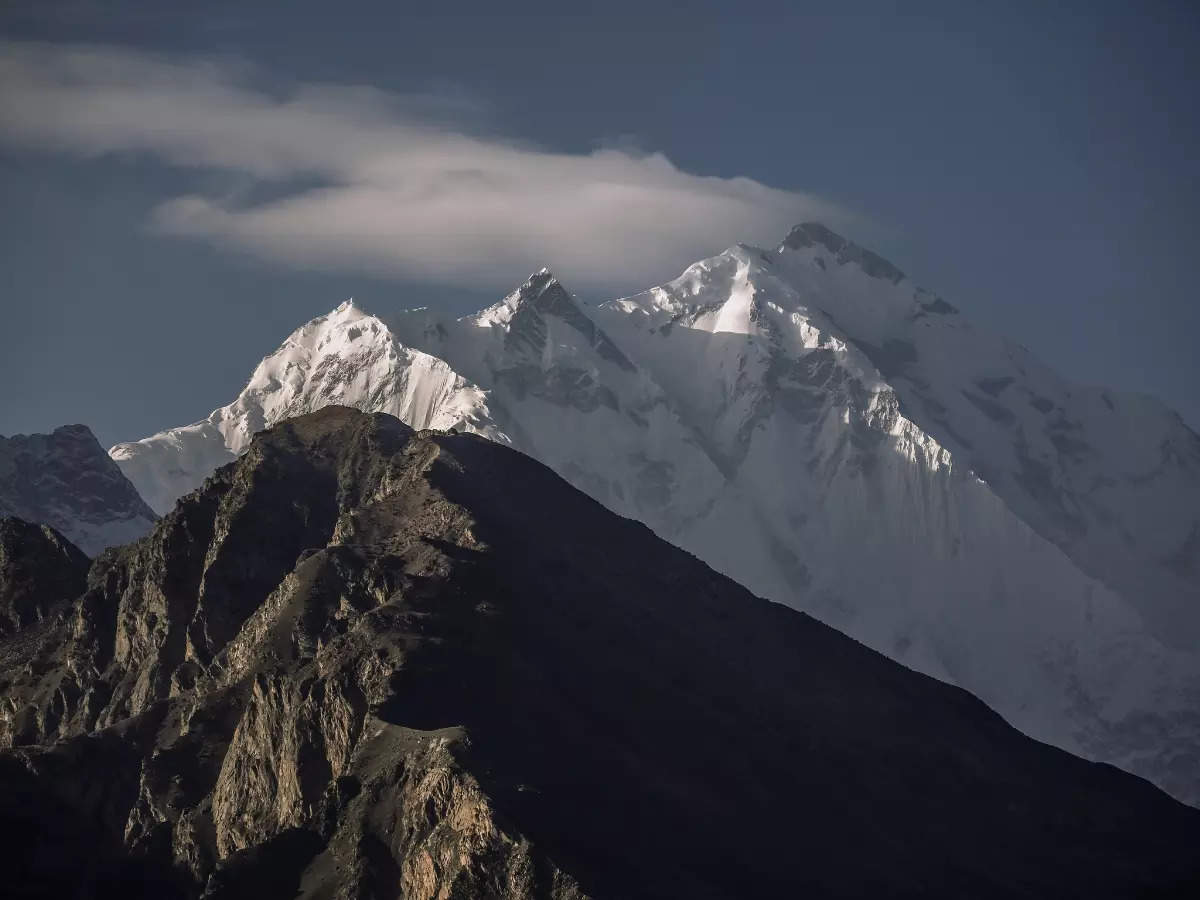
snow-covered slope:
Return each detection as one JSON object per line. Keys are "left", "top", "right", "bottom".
{"left": 387, "top": 270, "right": 728, "bottom": 535}
{"left": 116, "top": 273, "right": 728, "bottom": 536}
{"left": 592, "top": 233, "right": 1200, "bottom": 802}
{"left": 110, "top": 227, "right": 1200, "bottom": 804}
{"left": 766, "top": 224, "right": 1200, "bottom": 649}
{"left": 110, "top": 299, "right": 501, "bottom": 514}
{"left": 0, "top": 424, "right": 157, "bottom": 555}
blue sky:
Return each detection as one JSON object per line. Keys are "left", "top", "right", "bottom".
{"left": 2, "top": 0, "right": 1198, "bottom": 445}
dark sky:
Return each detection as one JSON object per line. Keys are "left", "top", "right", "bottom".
{"left": 2, "top": 0, "right": 1198, "bottom": 447}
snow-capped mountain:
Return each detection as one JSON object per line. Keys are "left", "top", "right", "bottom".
{"left": 110, "top": 225, "right": 1200, "bottom": 803}
{"left": 113, "top": 270, "right": 726, "bottom": 537}
{"left": 109, "top": 303, "right": 495, "bottom": 515}
{"left": 0, "top": 424, "right": 157, "bottom": 555}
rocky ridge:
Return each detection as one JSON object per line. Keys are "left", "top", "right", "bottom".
{"left": 2, "top": 407, "right": 1199, "bottom": 897}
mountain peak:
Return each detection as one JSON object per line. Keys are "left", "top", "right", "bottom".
{"left": 0, "top": 423, "right": 157, "bottom": 555}
{"left": 10, "top": 406, "right": 1200, "bottom": 897}
{"left": 781, "top": 222, "right": 906, "bottom": 284}
{"left": 479, "top": 268, "right": 636, "bottom": 372}
{"left": 783, "top": 221, "right": 847, "bottom": 250}
{"left": 494, "top": 267, "right": 580, "bottom": 324}
{"left": 512, "top": 267, "right": 566, "bottom": 305}
{"left": 51, "top": 423, "right": 97, "bottom": 440}
{"left": 101, "top": 229, "right": 1200, "bottom": 812}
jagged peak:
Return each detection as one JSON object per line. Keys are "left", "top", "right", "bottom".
{"left": 783, "top": 222, "right": 847, "bottom": 252}
{"left": 51, "top": 423, "right": 95, "bottom": 438}
{"left": 283, "top": 298, "right": 395, "bottom": 351}
{"left": 1, "top": 423, "right": 98, "bottom": 443}
{"left": 781, "top": 222, "right": 906, "bottom": 285}
{"left": 480, "top": 268, "right": 577, "bottom": 324}
{"left": 477, "top": 268, "right": 637, "bottom": 372}
{"left": 511, "top": 267, "right": 567, "bottom": 306}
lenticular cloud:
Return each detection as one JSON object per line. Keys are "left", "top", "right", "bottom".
{"left": 0, "top": 39, "right": 848, "bottom": 289}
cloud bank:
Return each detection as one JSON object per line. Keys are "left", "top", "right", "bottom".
{"left": 0, "top": 40, "right": 849, "bottom": 291}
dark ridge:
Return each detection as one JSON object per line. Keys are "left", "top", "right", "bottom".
{"left": 783, "top": 222, "right": 907, "bottom": 284}
{"left": 0, "top": 517, "right": 89, "bottom": 637}
{"left": 0, "top": 423, "right": 158, "bottom": 555}
{"left": 0, "top": 407, "right": 1197, "bottom": 899}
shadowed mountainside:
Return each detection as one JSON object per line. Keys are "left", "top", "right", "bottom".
{"left": 1, "top": 424, "right": 157, "bottom": 555}
{"left": 2, "top": 407, "right": 1198, "bottom": 898}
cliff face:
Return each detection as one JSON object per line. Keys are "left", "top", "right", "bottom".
{"left": 0, "top": 517, "right": 89, "bottom": 637}
{"left": 3, "top": 407, "right": 1198, "bottom": 898}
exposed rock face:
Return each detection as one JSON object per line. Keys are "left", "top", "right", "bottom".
{"left": 0, "top": 518, "right": 89, "bottom": 637}
{"left": 3, "top": 407, "right": 1199, "bottom": 897}
{"left": 0, "top": 424, "right": 157, "bottom": 555}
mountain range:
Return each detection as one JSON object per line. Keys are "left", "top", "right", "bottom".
{"left": 3, "top": 407, "right": 1198, "bottom": 898}
{"left": 0, "top": 424, "right": 157, "bottom": 556}
{"left": 102, "top": 223, "right": 1200, "bottom": 805}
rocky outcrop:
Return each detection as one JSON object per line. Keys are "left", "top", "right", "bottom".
{"left": 0, "top": 423, "right": 157, "bottom": 555}
{"left": 2, "top": 407, "right": 1199, "bottom": 897}
{"left": 0, "top": 517, "right": 89, "bottom": 637}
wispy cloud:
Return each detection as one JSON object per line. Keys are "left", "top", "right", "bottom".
{"left": 0, "top": 40, "right": 850, "bottom": 291}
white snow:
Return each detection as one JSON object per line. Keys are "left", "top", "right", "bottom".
{"left": 110, "top": 301, "right": 504, "bottom": 515}
{"left": 109, "top": 225, "right": 1200, "bottom": 805}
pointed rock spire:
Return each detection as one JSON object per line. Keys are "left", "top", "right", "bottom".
{"left": 502, "top": 269, "right": 636, "bottom": 372}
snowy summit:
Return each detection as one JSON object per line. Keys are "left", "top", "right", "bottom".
{"left": 110, "top": 223, "right": 1200, "bottom": 805}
